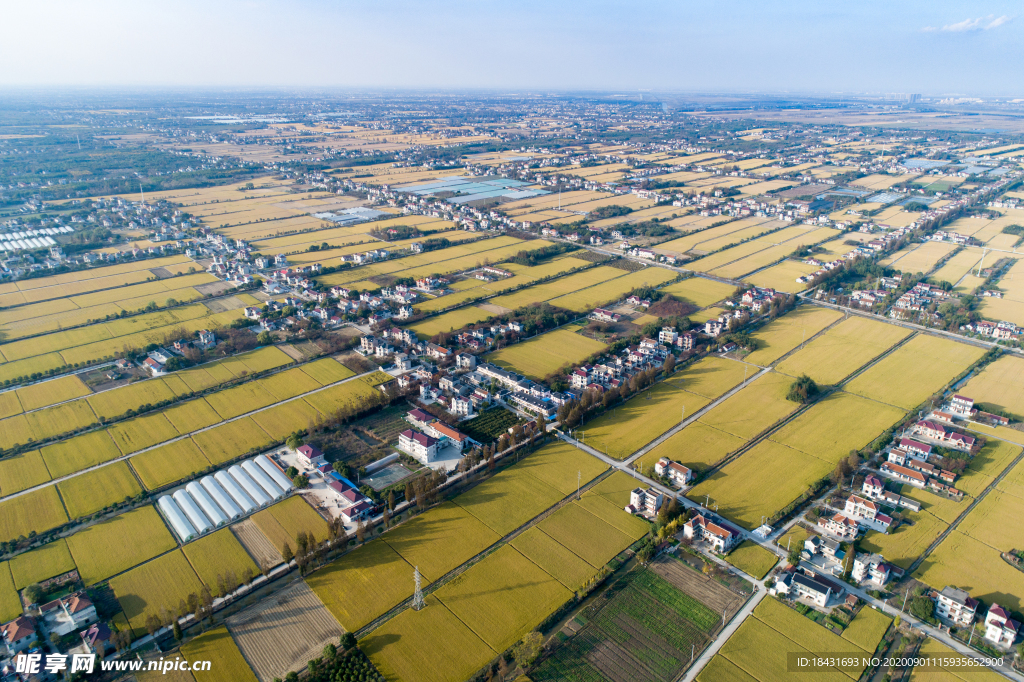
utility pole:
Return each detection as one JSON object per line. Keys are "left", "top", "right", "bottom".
{"left": 577, "top": 471, "right": 581, "bottom": 500}
{"left": 412, "top": 567, "right": 425, "bottom": 611}
{"left": 901, "top": 590, "right": 909, "bottom": 613}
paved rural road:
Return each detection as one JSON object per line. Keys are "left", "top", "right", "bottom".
{"left": 681, "top": 587, "right": 767, "bottom": 682}
{"left": 0, "top": 366, "right": 385, "bottom": 503}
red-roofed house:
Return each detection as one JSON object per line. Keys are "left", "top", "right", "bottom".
{"left": 1, "top": 616, "right": 36, "bottom": 653}
{"left": 428, "top": 422, "right": 470, "bottom": 452}
{"left": 819, "top": 513, "right": 858, "bottom": 540}
{"left": 984, "top": 604, "right": 1021, "bottom": 647}
{"left": 843, "top": 495, "right": 892, "bottom": 533}
{"left": 654, "top": 457, "right": 693, "bottom": 487}
{"left": 880, "top": 462, "right": 927, "bottom": 487}
{"left": 39, "top": 591, "right": 97, "bottom": 636}
{"left": 683, "top": 514, "right": 739, "bottom": 552}
{"left": 950, "top": 395, "right": 975, "bottom": 417}
{"left": 406, "top": 408, "right": 434, "bottom": 431}
{"left": 296, "top": 444, "right": 325, "bottom": 467}
{"left": 399, "top": 429, "right": 438, "bottom": 464}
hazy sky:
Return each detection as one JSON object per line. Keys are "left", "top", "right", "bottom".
{"left": 2, "top": 0, "right": 1021, "bottom": 95}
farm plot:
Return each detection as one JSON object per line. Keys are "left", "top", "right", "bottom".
{"left": 688, "top": 440, "right": 833, "bottom": 530}
{"left": 406, "top": 306, "right": 494, "bottom": 337}
{"left": 227, "top": 580, "right": 343, "bottom": 682}
{"left": 66, "top": 506, "right": 177, "bottom": 585}
{"left": 909, "top": 639, "right": 1004, "bottom": 682}
{"left": 775, "top": 316, "right": 912, "bottom": 385}
{"left": 182, "top": 626, "right": 259, "bottom": 682}
{"left": 576, "top": 472, "right": 655, "bottom": 539}
{"left": 755, "top": 596, "right": 869, "bottom": 664}
{"left": 510, "top": 527, "right": 598, "bottom": 591}
{"left": 638, "top": 422, "right": 746, "bottom": 476}
{"left": 299, "top": 357, "right": 356, "bottom": 385}
{"left": 724, "top": 541, "right": 778, "bottom": 579}
{"left": 230, "top": 519, "right": 282, "bottom": 570}
{"left": 659, "top": 277, "right": 735, "bottom": 309}
{"left": 11, "top": 374, "right": 92, "bottom": 412}
{"left": 455, "top": 465, "right": 565, "bottom": 536}
{"left": 250, "top": 496, "right": 330, "bottom": 555}
{"left": 533, "top": 568, "right": 720, "bottom": 682}
{"left": 486, "top": 265, "right": 624, "bottom": 311}
{"left": 254, "top": 366, "right": 321, "bottom": 400}
{"left": 882, "top": 240, "right": 957, "bottom": 274}
{"left": 930, "top": 248, "right": 984, "bottom": 288}
{"left": 960, "top": 354, "right": 1024, "bottom": 420}
{"left": 845, "top": 335, "right": 985, "bottom": 409}
{"left": 956, "top": 439, "right": 1021, "bottom": 497}
{"left": 108, "top": 412, "right": 181, "bottom": 455}
{"left": 436, "top": 545, "right": 572, "bottom": 653}
{"left": 111, "top": 549, "right": 205, "bottom": 636}
{"left": 251, "top": 399, "right": 324, "bottom": 440}
{"left": 744, "top": 259, "right": 818, "bottom": 292}
{"left": 769, "top": 392, "right": 906, "bottom": 464}
{"left": 38, "top": 429, "right": 123, "bottom": 478}
{"left": 0, "top": 564, "right": 20, "bottom": 623}
{"left": 161, "top": 397, "right": 226, "bottom": 433}
{"left": 487, "top": 328, "right": 606, "bottom": 380}
{"left": 742, "top": 305, "right": 844, "bottom": 366}
{"left": 302, "top": 378, "right": 386, "bottom": 418}
{"left": 537, "top": 503, "right": 635, "bottom": 568}
{"left": 0, "top": 399, "right": 99, "bottom": 450}
{"left": 577, "top": 375, "right": 712, "bottom": 459}
{"left": 695, "top": 370, "right": 799, "bottom": 440}
{"left": 716, "top": 616, "right": 847, "bottom": 682}
{"left": 514, "top": 440, "right": 608, "bottom": 495}
{"left": 547, "top": 268, "right": 677, "bottom": 312}
{"left": 183, "top": 528, "right": 259, "bottom": 592}
{"left": 306, "top": 539, "right": 414, "bottom": 632}
{"left": 841, "top": 607, "right": 891, "bottom": 651}
{"left": 0, "top": 450, "right": 52, "bottom": 496}
{"left": 382, "top": 501, "right": 500, "bottom": 582}
{"left": 8, "top": 539, "right": 76, "bottom": 589}
{"left": 859, "top": 510, "right": 947, "bottom": 570}
{"left": 191, "top": 418, "right": 276, "bottom": 466}
{"left": 914, "top": 531, "right": 1024, "bottom": 613}
{"left": 361, "top": 595, "right": 496, "bottom": 682}
{"left": 204, "top": 382, "right": 279, "bottom": 420}
{"left": 129, "top": 439, "right": 212, "bottom": 491}
{"left": 0, "top": 486, "right": 68, "bottom": 543}
{"left": 57, "top": 461, "right": 143, "bottom": 519}
{"left": 709, "top": 229, "right": 839, "bottom": 280}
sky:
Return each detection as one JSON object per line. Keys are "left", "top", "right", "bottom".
{"left": 1, "top": 0, "right": 1022, "bottom": 96}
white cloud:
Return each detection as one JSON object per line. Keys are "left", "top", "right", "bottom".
{"left": 925, "top": 14, "right": 1012, "bottom": 32}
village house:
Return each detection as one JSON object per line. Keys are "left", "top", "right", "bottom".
{"left": 39, "top": 591, "right": 97, "bottom": 636}
{"left": 984, "top": 604, "right": 1020, "bottom": 647}
{"left": 654, "top": 457, "right": 693, "bottom": 487}
{"left": 819, "top": 512, "right": 858, "bottom": 540}
{"left": 843, "top": 495, "right": 893, "bottom": 532}
{"left": 399, "top": 429, "right": 439, "bottom": 464}
{"left": 682, "top": 514, "right": 740, "bottom": 553}
{"left": 791, "top": 573, "right": 834, "bottom": 608}
{"left": 296, "top": 444, "right": 325, "bottom": 468}
{"left": 851, "top": 553, "right": 890, "bottom": 585}
{"left": 1, "top": 615, "right": 36, "bottom": 653}
{"left": 880, "top": 461, "right": 928, "bottom": 488}
{"left": 627, "top": 487, "right": 663, "bottom": 517}
{"left": 934, "top": 586, "right": 978, "bottom": 627}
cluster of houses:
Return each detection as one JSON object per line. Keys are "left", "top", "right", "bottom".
{"left": 961, "top": 319, "right": 1021, "bottom": 341}
{"left": 2, "top": 590, "right": 112, "bottom": 660}
{"left": 889, "top": 282, "right": 957, "bottom": 320}
{"left": 568, "top": 337, "right": 672, "bottom": 392}
{"left": 300, "top": 444, "right": 375, "bottom": 525}
{"left": 932, "top": 586, "right": 1020, "bottom": 648}
{"left": 795, "top": 249, "right": 864, "bottom": 284}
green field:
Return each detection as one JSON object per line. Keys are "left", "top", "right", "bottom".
{"left": 110, "top": 549, "right": 205, "bottom": 635}
{"left": 724, "top": 541, "right": 778, "bottom": 579}
{"left": 487, "top": 328, "right": 606, "bottom": 380}
{"left": 8, "top": 539, "right": 76, "bottom": 589}
{"left": 0, "top": 485, "right": 69, "bottom": 543}
{"left": 182, "top": 626, "right": 259, "bottom": 682}
{"left": 306, "top": 539, "right": 415, "bottom": 632}
{"left": 250, "top": 496, "right": 331, "bottom": 555}
{"left": 66, "top": 506, "right": 177, "bottom": 584}
{"left": 845, "top": 334, "right": 985, "bottom": 409}
{"left": 436, "top": 545, "right": 572, "bottom": 652}
{"left": 58, "top": 461, "right": 143, "bottom": 519}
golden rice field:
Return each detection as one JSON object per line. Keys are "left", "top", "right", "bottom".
{"left": 487, "top": 328, "right": 606, "bottom": 380}
{"left": 723, "top": 541, "right": 778, "bottom": 580}
{"left": 547, "top": 267, "right": 677, "bottom": 312}
{"left": 769, "top": 392, "right": 906, "bottom": 464}
{"left": 0, "top": 564, "right": 20, "bottom": 623}
{"left": 382, "top": 501, "right": 500, "bottom": 582}
{"left": 306, "top": 539, "right": 415, "bottom": 633}
{"left": 512, "top": 440, "right": 608, "bottom": 496}
{"left": 537, "top": 503, "right": 635, "bottom": 568}
{"left": 636, "top": 421, "right": 746, "bottom": 474}
{"left": 129, "top": 439, "right": 212, "bottom": 491}
{"left": 914, "top": 530, "right": 1024, "bottom": 613}
{"left": 881, "top": 240, "right": 957, "bottom": 274}
{"left": 40, "top": 429, "right": 122, "bottom": 479}
{"left": 434, "top": 545, "right": 572, "bottom": 652}
{"left": 859, "top": 510, "right": 947, "bottom": 570}
{"left": 8, "top": 538, "right": 76, "bottom": 589}
{"left": 0, "top": 485, "right": 69, "bottom": 543}
{"left": 775, "top": 316, "right": 912, "bottom": 384}
{"left": 0, "top": 450, "right": 52, "bottom": 496}
{"left": 66, "top": 505, "right": 177, "bottom": 585}
{"left": 509, "top": 526, "right": 597, "bottom": 591}
{"left": 250, "top": 496, "right": 331, "bottom": 556}
{"left": 192, "top": 418, "right": 276, "bottom": 466}
{"left": 909, "top": 639, "right": 1005, "bottom": 682}
{"left": 456, "top": 465, "right": 565, "bottom": 537}
{"left": 696, "top": 370, "right": 799, "bottom": 440}
{"left": 57, "top": 461, "right": 143, "bottom": 519}
{"left": 956, "top": 439, "right": 1021, "bottom": 497}
{"left": 486, "top": 265, "right": 625, "bottom": 310}
{"left": 960, "top": 354, "right": 1024, "bottom": 419}
{"left": 111, "top": 549, "right": 205, "bottom": 635}
{"left": 845, "top": 334, "right": 985, "bottom": 409}
{"left": 929, "top": 247, "right": 984, "bottom": 288}
{"left": 688, "top": 440, "right": 833, "bottom": 530}
{"left": 183, "top": 627, "right": 259, "bottom": 682}
{"left": 406, "top": 306, "right": 493, "bottom": 337}
{"left": 743, "top": 259, "right": 818, "bottom": 293}
{"left": 659, "top": 276, "right": 736, "bottom": 308}
{"left": 742, "top": 305, "right": 843, "bottom": 366}
{"left": 182, "top": 528, "right": 259, "bottom": 591}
